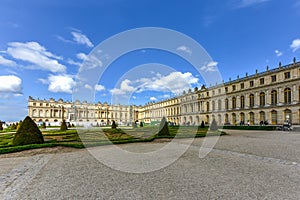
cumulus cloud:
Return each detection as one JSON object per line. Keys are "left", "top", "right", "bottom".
{"left": 71, "top": 31, "right": 94, "bottom": 48}
{"left": 176, "top": 45, "right": 192, "bottom": 55}
{"left": 200, "top": 61, "right": 218, "bottom": 72}
{"left": 290, "top": 39, "right": 300, "bottom": 52}
{"left": 0, "top": 55, "right": 16, "bottom": 66}
{"left": 110, "top": 72, "right": 199, "bottom": 96}
{"left": 150, "top": 97, "right": 157, "bottom": 101}
{"left": 0, "top": 75, "right": 22, "bottom": 93}
{"left": 48, "top": 74, "right": 75, "bottom": 93}
{"left": 275, "top": 49, "right": 283, "bottom": 57}
{"left": 76, "top": 52, "right": 103, "bottom": 72}
{"left": 95, "top": 84, "right": 105, "bottom": 91}
{"left": 7, "top": 41, "right": 66, "bottom": 73}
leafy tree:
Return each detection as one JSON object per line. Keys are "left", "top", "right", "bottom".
{"left": 209, "top": 118, "right": 218, "bottom": 131}
{"left": 60, "top": 119, "right": 68, "bottom": 131}
{"left": 158, "top": 117, "right": 170, "bottom": 136}
{"left": 13, "top": 116, "right": 44, "bottom": 146}
{"left": 111, "top": 120, "right": 117, "bottom": 129}
{"left": 0, "top": 121, "right": 3, "bottom": 131}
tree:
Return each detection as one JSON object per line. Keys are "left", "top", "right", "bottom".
{"left": 13, "top": 116, "right": 44, "bottom": 146}
{"left": 0, "top": 121, "right": 3, "bottom": 131}
{"left": 111, "top": 120, "right": 117, "bottom": 129}
{"left": 11, "top": 123, "right": 17, "bottom": 130}
{"left": 209, "top": 118, "right": 218, "bottom": 131}
{"left": 158, "top": 117, "right": 170, "bottom": 136}
{"left": 16, "top": 120, "right": 23, "bottom": 131}
{"left": 60, "top": 119, "right": 68, "bottom": 131}
{"left": 140, "top": 121, "right": 144, "bottom": 127}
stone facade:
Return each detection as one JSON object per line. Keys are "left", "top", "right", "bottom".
{"left": 28, "top": 61, "right": 300, "bottom": 126}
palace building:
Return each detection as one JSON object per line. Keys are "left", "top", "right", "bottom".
{"left": 28, "top": 60, "right": 300, "bottom": 126}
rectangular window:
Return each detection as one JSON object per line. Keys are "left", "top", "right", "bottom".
{"left": 218, "top": 89, "right": 221, "bottom": 94}
{"left": 240, "top": 83, "right": 244, "bottom": 89}
{"left": 232, "top": 85, "right": 236, "bottom": 91}
{"left": 271, "top": 75, "right": 276, "bottom": 82}
{"left": 284, "top": 72, "right": 290, "bottom": 79}
{"left": 225, "top": 87, "right": 228, "bottom": 93}
{"left": 212, "top": 90, "right": 215, "bottom": 95}
{"left": 259, "top": 78, "right": 264, "bottom": 85}
{"left": 40, "top": 103, "right": 43, "bottom": 106}
{"left": 250, "top": 80, "right": 254, "bottom": 87}
{"left": 206, "top": 92, "right": 209, "bottom": 97}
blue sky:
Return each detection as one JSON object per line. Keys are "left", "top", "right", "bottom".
{"left": 0, "top": 0, "right": 300, "bottom": 121}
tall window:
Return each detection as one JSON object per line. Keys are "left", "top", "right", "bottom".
{"left": 259, "top": 78, "right": 264, "bottom": 85}
{"left": 232, "top": 97, "right": 236, "bottom": 109}
{"left": 284, "top": 88, "right": 291, "bottom": 104}
{"left": 212, "top": 101, "right": 215, "bottom": 111}
{"left": 271, "top": 90, "right": 277, "bottom": 105}
{"left": 225, "top": 98, "right": 229, "bottom": 110}
{"left": 249, "top": 94, "right": 255, "bottom": 107}
{"left": 260, "top": 92, "right": 265, "bottom": 107}
{"left": 218, "top": 99, "right": 222, "bottom": 110}
{"left": 232, "top": 85, "right": 236, "bottom": 91}
{"left": 284, "top": 72, "right": 291, "bottom": 79}
{"left": 240, "top": 83, "right": 244, "bottom": 89}
{"left": 250, "top": 80, "right": 254, "bottom": 87}
{"left": 271, "top": 110, "right": 277, "bottom": 124}
{"left": 271, "top": 75, "right": 276, "bottom": 82}
{"left": 206, "top": 102, "right": 210, "bottom": 112}
{"left": 240, "top": 96, "right": 245, "bottom": 108}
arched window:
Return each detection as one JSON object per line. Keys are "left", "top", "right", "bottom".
{"left": 284, "top": 109, "right": 292, "bottom": 122}
{"left": 249, "top": 94, "right": 255, "bottom": 107}
{"left": 225, "top": 114, "right": 229, "bottom": 124}
{"left": 249, "top": 112, "right": 255, "bottom": 124}
{"left": 260, "top": 92, "right": 265, "bottom": 107}
{"left": 225, "top": 98, "right": 229, "bottom": 110}
{"left": 271, "top": 90, "right": 277, "bottom": 105}
{"left": 271, "top": 110, "right": 277, "bottom": 124}
{"left": 240, "top": 96, "right": 245, "bottom": 108}
{"left": 232, "top": 113, "right": 236, "bottom": 124}
{"left": 259, "top": 111, "right": 265, "bottom": 122}
{"left": 206, "top": 102, "right": 210, "bottom": 112}
{"left": 284, "top": 88, "right": 291, "bottom": 104}
{"left": 212, "top": 101, "right": 215, "bottom": 111}
{"left": 240, "top": 112, "right": 245, "bottom": 123}
{"left": 232, "top": 97, "right": 236, "bottom": 109}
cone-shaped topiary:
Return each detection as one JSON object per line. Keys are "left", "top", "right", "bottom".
{"left": 158, "top": 117, "right": 170, "bottom": 136}
{"left": 209, "top": 118, "right": 218, "bottom": 131}
{"left": 13, "top": 116, "right": 44, "bottom": 146}
{"left": 200, "top": 120, "right": 205, "bottom": 128}
{"left": 140, "top": 121, "right": 143, "bottom": 127}
{"left": 0, "top": 121, "right": 3, "bottom": 131}
{"left": 111, "top": 120, "right": 117, "bottom": 129}
{"left": 60, "top": 119, "right": 68, "bottom": 131}
{"left": 16, "top": 120, "right": 22, "bottom": 131}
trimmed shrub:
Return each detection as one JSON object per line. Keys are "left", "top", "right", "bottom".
{"left": 200, "top": 120, "right": 205, "bottom": 128}
{"left": 158, "top": 117, "right": 170, "bottom": 136}
{"left": 111, "top": 120, "right": 117, "bottom": 129}
{"left": 209, "top": 118, "right": 218, "bottom": 131}
{"left": 0, "top": 121, "right": 3, "bottom": 131}
{"left": 10, "top": 123, "right": 17, "bottom": 130}
{"left": 41, "top": 122, "right": 46, "bottom": 129}
{"left": 60, "top": 119, "right": 68, "bottom": 131}
{"left": 13, "top": 116, "right": 44, "bottom": 146}
{"left": 140, "top": 121, "right": 144, "bottom": 127}
{"left": 16, "top": 120, "right": 22, "bottom": 131}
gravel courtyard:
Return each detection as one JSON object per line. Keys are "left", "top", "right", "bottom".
{"left": 0, "top": 130, "right": 299, "bottom": 200}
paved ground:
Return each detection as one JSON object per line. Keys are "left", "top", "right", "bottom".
{"left": 0, "top": 130, "right": 299, "bottom": 199}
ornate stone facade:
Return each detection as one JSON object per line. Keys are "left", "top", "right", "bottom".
{"left": 28, "top": 61, "right": 300, "bottom": 125}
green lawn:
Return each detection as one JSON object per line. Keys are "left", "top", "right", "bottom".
{"left": 0, "top": 126, "right": 225, "bottom": 154}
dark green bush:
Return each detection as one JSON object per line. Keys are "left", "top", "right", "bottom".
{"left": 111, "top": 120, "right": 117, "bottom": 129}
{"left": 60, "top": 119, "right": 68, "bottom": 131}
{"left": 200, "top": 120, "right": 205, "bottom": 128}
{"left": 0, "top": 121, "right": 3, "bottom": 131}
{"left": 158, "top": 117, "right": 170, "bottom": 136}
{"left": 13, "top": 116, "right": 44, "bottom": 146}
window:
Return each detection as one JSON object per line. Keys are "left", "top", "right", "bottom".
{"left": 207, "top": 92, "right": 209, "bottom": 97}
{"left": 240, "top": 83, "right": 244, "bottom": 89}
{"left": 212, "top": 101, "right": 215, "bottom": 111}
{"left": 284, "top": 72, "right": 290, "bottom": 79}
{"left": 240, "top": 96, "right": 245, "bottom": 108}
{"left": 33, "top": 103, "right": 36, "bottom": 106}
{"left": 271, "top": 75, "right": 276, "bottom": 82}
{"left": 232, "top": 85, "right": 236, "bottom": 91}
{"left": 218, "top": 99, "right": 222, "bottom": 110}
{"left": 250, "top": 80, "right": 254, "bottom": 87}
{"left": 206, "top": 102, "right": 210, "bottom": 112}
{"left": 232, "top": 97, "right": 236, "bottom": 109}
{"left": 225, "top": 98, "right": 229, "bottom": 110}
{"left": 212, "top": 90, "right": 215, "bottom": 95}
{"left": 40, "top": 103, "right": 43, "bottom": 106}
{"left": 249, "top": 94, "right": 255, "bottom": 107}
{"left": 271, "top": 90, "right": 277, "bottom": 105}
{"left": 271, "top": 110, "right": 277, "bottom": 124}
{"left": 260, "top": 92, "right": 265, "bottom": 107}
{"left": 284, "top": 88, "right": 291, "bottom": 104}
{"left": 225, "top": 87, "right": 228, "bottom": 93}
{"left": 218, "top": 89, "right": 221, "bottom": 94}
{"left": 259, "top": 78, "right": 264, "bottom": 85}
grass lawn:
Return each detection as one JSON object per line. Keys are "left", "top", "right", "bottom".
{"left": 0, "top": 126, "right": 225, "bottom": 154}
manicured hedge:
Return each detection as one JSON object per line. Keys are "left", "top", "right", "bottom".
{"left": 221, "top": 125, "right": 277, "bottom": 130}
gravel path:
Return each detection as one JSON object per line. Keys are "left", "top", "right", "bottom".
{"left": 0, "top": 130, "right": 299, "bottom": 199}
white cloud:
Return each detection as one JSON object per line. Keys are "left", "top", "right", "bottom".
{"left": 7, "top": 41, "right": 66, "bottom": 73}
{"left": 67, "top": 58, "right": 81, "bottom": 67}
{"left": 48, "top": 74, "right": 75, "bottom": 93}
{"left": 200, "top": 61, "right": 218, "bottom": 72}
{"left": 290, "top": 39, "right": 300, "bottom": 52}
{"left": 176, "top": 45, "right": 192, "bottom": 55}
{"left": 275, "top": 49, "right": 283, "bottom": 57}
{"left": 150, "top": 97, "right": 157, "bottom": 101}
{"left": 110, "top": 72, "right": 199, "bottom": 96}
{"left": 95, "top": 84, "right": 105, "bottom": 91}
{"left": 77, "top": 52, "right": 103, "bottom": 72}
{"left": 71, "top": 31, "right": 94, "bottom": 48}
{"left": 236, "top": 0, "right": 269, "bottom": 8}
{"left": 84, "top": 84, "right": 93, "bottom": 90}
{"left": 77, "top": 53, "right": 88, "bottom": 60}
{"left": 0, "top": 55, "right": 16, "bottom": 66}
{"left": 0, "top": 75, "right": 22, "bottom": 93}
